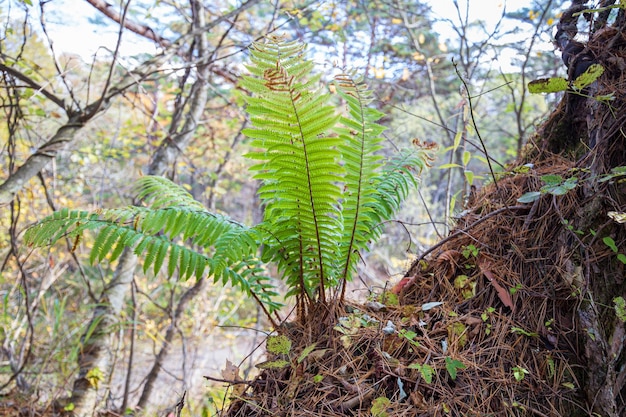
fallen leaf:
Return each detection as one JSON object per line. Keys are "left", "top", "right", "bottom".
{"left": 478, "top": 260, "right": 515, "bottom": 311}
{"left": 421, "top": 301, "right": 444, "bottom": 311}
{"left": 437, "top": 250, "right": 461, "bottom": 279}
{"left": 437, "top": 249, "right": 461, "bottom": 265}
{"left": 464, "top": 316, "right": 483, "bottom": 326}
{"left": 391, "top": 276, "right": 413, "bottom": 294}
{"left": 221, "top": 359, "right": 240, "bottom": 381}
{"left": 221, "top": 359, "right": 246, "bottom": 396}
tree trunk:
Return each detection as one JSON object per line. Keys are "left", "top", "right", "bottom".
{"left": 69, "top": 249, "right": 136, "bottom": 417}
{"left": 136, "top": 278, "right": 206, "bottom": 410}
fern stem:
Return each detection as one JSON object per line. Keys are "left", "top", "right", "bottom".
{"left": 297, "top": 215, "right": 313, "bottom": 307}
{"left": 249, "top": 287, "right": 279, "bottom": 329}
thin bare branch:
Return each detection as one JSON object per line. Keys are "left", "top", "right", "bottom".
{"left": 89, "top": 0, "right": 131, "bottom": 117}
{"left": 453, "top": 59, "right": 499, "bottom": 191}
{"left": 38, "top": 0, "right": 82, "bottom": 110}
{"left": 0, "top": 62, "right": 66, "bottom": 109}
{"left": 85, "top": 0, "right": 172, "bottom": 48}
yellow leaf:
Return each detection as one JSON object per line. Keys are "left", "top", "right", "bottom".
{"left": 86, "top": 367, "right": 104, "bottom": 389}
{"left": 547, "top": 17, "right": 554, "bottom": 25}
{"left": 412, "top": 52, "right": 425, "bottom": 62}
{"left": 418, "top": 33, "right": 426, "bottom": 44}
{"left": 401, "top": 68, "right": 410, "bottom": 81}
{"left": 391, "top": 18, "right": 402, "bottom": 24}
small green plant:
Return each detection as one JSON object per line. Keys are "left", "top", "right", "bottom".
{"left": 481, "top": 306, "right": 495, "bottom": 335}
{"left": 614, "top": 297, "right": 626, "bottom": 322}
{"left": 518, "top": 174, "right": 579, "bottom": 203}
{"left": 562, "top": 219, "right": 585, "bottom": 236}
{"left": 398, "top": 328, "right": 420, "bottom": 348}
{"left": 24, "top": 37, "right": 432, "bottom": 324}
{"left": 481, "top": 306, "right": 495, "bottom": 321}
{"left": 461, "top": 244, "right": 479, "bottom": 259}
{"left": 444, "top": 356, "right": 466, "bottom": 380}
{"left": 518, "top": 167, "right": 626, "bottom": 204}
{"left": 510, "top": 326, "right": 538, "bottom": 338}
{"left": 509, "top": 283, "right": 523, "bottom": 295}
{"left": 407, "top": 362, "right": 434, "bottom": 384}
{"left": 512, "top": 366, "right": 530, "bottom": 381}
{"left": 602, "top": 236, "right": 626, "bottom": 265}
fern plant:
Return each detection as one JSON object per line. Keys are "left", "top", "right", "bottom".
{"left": 25, "top": 36, "right": 432, "bottom": 323}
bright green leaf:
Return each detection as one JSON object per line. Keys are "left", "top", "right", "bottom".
{"left": 445, "top": 357, "right": 466, "bottom": 380}
{"left": 267, "top": 335, "right": 292, "bottom": 355}
{"left": 462, "top": 150, "right": 471, "bottom": 166}
{"left": 453, "top": 130, "right": 462, "bottom": 150}
{"left": 572, "top": 64, "right": 604, "bottom": 90}
{"left": 371, "top": 397, "right": 391, "bottom": 417}
{"left": 614, "top": 297, "right": 626, "bottom": 322}
{"left": 528, "top": 77, "right": 568, "bottom": 94}
{"left": 512, "top": 366, "right": 529, "bottom": 381}
{"left": 541, "top": 174, "right": 563, "bottom": 185}
{"left": 297, "top": 343, "right": 317, "bottom": 363}
{"left": 603, "top": 236, "right": 619, "bottom": 252}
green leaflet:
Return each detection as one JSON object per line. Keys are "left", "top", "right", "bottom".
{"left": 134, "top": 176, "right": 205, "bottom": 210}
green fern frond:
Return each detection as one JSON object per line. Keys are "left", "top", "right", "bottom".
{"left": 134, "top": 176, "right": 205, "bottom": 210}
{"left": 24, "top": 193, "right": 278, "bottom": 310}
{"left": 242, "top": 36, "right": 344, "bottom": 299}
{"left": 333, "top": 71, "right": 387, "bottom": 281}
{"left": 366, "top": 148, "right": 430, "bottom": 239}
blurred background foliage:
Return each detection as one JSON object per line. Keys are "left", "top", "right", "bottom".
{"left": 0, "top": 0, "right": 569, "bottom": 414}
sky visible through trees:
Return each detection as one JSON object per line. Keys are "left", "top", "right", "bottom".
{"left": 43, "top": 0, "right": 554, "bottom": 73}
